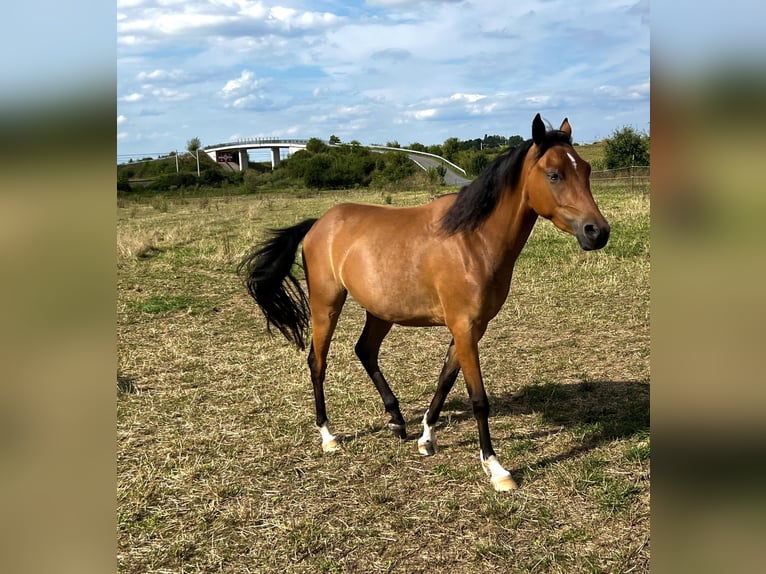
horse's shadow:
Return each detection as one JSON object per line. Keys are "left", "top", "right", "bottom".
{"left": 373, "top": 379, "right": 650, "bottom": 482}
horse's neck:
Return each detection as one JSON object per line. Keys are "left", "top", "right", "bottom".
{"left": 480, "top": 185, "right": 538, "bottom": 277}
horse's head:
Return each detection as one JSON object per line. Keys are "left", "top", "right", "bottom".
{"left": 525, "top": 114, "right": 610, "bottom": 251}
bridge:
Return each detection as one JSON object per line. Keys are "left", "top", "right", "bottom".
{"left": 202, "top": 138, "right": 472, "bottom": 186}
{"left": 203, "top": 138, "right": 312, "bottom": 170}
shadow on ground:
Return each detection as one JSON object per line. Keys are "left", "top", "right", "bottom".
{"left": 346, "top": 379, "right": 649, "bottom": 482}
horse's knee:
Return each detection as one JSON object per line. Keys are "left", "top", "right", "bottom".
{"left": 471, "top": 396, "right": 490, "bottom": 418}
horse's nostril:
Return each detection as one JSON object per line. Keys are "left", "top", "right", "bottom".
{"left": 584, "top": 223, "right": 599, "bottom": 239}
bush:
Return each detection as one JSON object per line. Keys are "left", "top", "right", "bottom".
{"left": 603, "top": 126, "right": 650, "bottom": 169}
{"left": 243, "top": 170, "right": 260, "bottom": 193}
{"left": 426, "top": 165, "right": 446, "bottom": 186}
{"left": 146, "top": 172, "right": 197, "bottom": 191}
{"left": 372, "top": 152, "right": 415, "bottom": 186}
{"left": 465, "top": 151, "right": 489, "bottom": 177}
{"left": 199, "top": 169, "right": 223, "bottom": 186}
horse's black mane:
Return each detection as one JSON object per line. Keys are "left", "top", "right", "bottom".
{"left": 440, "top": 128, "right": 572, "bottom": 234}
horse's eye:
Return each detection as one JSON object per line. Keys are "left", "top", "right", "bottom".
{"left": 547, "top": 172, "right": 561, "bottom": 182}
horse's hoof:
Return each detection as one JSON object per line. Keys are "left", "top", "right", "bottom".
{"left": 418, "top": 439, "right": 435, "bottom": 456}
{"left": 490, "top": 474, "right": 518, "bottom": 492}
{"left": 388, "top": 423, "right": 407, "bottom": 440}
{"left": 322, "top": 438, "right": 339, "bottom": 453}
{"left": 481, "top": 454, "right": 517, "bottom": 491}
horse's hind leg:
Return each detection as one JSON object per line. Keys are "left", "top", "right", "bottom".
{"left": 307, "top": 290, "right": 347, "bottom": 453}
{"left": 355, "top": 312, "right": 407, "bottom": 439}
{"left": 418, "top": 339, "right": 460, "bottom": 456}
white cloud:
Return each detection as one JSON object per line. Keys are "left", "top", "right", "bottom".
{"left": 117, "top": 35, "right": 143, "bottom": 46}
{"left": 120, "top": 92, "right": 144, "bottom": 102}
{"left": 524, "top": 95, "right": 551, "bottom": 107}
{"left": 150, "top": 87, "right": 189, "bottom": 101}
{"left": 220, "top": 69, "right": 260, "bottom": 98}
{"left": 411, "top": 108, "right": 437, "bottom": 120}
{"left": 119, "top": 13, "right": 229, "bottom": 36}
{"left": 365, "top": 0, "right": 462, "bottom": 6}
{"left": 450, "top": 93, "right": 486, "bottom": 104}
{"left": 117, "top": 115, "right": 127, "bottom": 125}
{"left": 117, "top": 0, "right": 649, "bottom": 155}
{"left": 596, "top": 80, "right": 650, "bottom": 101}
{"left": 137, "top": 68, "right": 184, "bottom": 81}
{"left": 117, "top": 0, "right": 342, "bottom": 44}
{"left": 231, "top": 96, "right": 253, "bottom": 108}
{"left": 268, "top": 5, "right": 339, "bottom": 30}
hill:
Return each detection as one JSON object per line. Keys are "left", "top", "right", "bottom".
{"left": 573, "top": 140, "right": 607, "bottom": 168}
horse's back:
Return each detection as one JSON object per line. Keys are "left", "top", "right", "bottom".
{"left": 304, "top": 198, "right": 453, "bottom": 253}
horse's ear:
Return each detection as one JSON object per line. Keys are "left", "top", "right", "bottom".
{"left": 559, "top": 118, "right": 572, "bottom": 136}
{"left": 532, "top": 113, "right": 546, "bottom": 145}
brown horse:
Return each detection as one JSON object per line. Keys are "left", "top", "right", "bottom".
{"left": 239, "top": 114, "right": 610, "bottom": 491}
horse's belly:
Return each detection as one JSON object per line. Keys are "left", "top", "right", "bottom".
{"left": 345, "top": 280, "right": 445, "bottom": 327}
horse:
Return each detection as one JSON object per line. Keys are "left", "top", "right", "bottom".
{"left": 238, "top": 114, "right": 610, "bottom": 491}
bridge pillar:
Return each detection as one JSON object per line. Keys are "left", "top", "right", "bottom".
{"left": 238, "top": 149, "right": 248, "bottom": 171}
{"left": 270, "top": 147, "right": 281, "bottom": 169}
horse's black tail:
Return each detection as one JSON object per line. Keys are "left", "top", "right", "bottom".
{"left": 237, "top": 218, "right": 318, "bottom": 350}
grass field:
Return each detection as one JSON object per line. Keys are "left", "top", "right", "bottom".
{"left": 117, "top": 183, "right": 649, "bottom": 573}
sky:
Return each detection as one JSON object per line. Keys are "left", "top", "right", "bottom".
{"left": 116, "top": 0, "right": 649, "bottom": 161}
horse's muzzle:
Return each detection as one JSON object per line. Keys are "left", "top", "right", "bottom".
{"left": 576, "top": 220, "right": 610, "bottom": 251}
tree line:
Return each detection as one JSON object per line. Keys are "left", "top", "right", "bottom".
{"left": 117, "top": 127, "right": 648, "bottom": 192}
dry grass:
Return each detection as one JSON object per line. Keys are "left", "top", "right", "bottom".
{"left": 117, "top": 186, "right": 649, "bottom": 573}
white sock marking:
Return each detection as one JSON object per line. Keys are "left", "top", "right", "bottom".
{"left": 481, "top": 452, "right": 511, "bottom": 480}
{"left": 319, "top": 422, "right": 336, "bottom": 446}
{"left": 418, "top": 410, "right": 436, "bottom": 454}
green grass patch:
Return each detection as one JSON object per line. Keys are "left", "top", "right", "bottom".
{"left": 625, "top": 439, "right": 651, "bottom": 463}
{"left": 118, "top": 186, "right": 649, "bottom": 574}
{"left": 126, "top": 295, "right": 198, "bottom": 314}
{"left": 595, "top": 476, "right": 642, "bottom": 513}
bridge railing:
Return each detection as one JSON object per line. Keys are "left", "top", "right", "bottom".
{"left": 203, "top": 138, "right": 313, "bottom": 150}
{"left": 366, "top": 144, "right": 467, "bottom": 175}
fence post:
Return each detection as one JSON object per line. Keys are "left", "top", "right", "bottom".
{"left": 630, "top": 163, "right": 634, "bottom": 195}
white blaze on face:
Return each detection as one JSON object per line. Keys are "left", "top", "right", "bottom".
{"left": 566, "top": 151, "right": 578, "bottom": 171}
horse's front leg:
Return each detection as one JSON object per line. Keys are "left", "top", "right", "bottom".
{"left": 418, "top": 339, "right": 460, "bottom": 455}
{"left": 452, "top": 324, "right": 517, "bottom": 492}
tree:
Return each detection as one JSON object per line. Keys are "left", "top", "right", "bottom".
{"left": 426, "top": 165, "right": 446, "bottom": 186}
{"left": 441, "top": 137, "right": 460, "bottom": 162}
{"left": 187, "top": 137, "right": 201, "bottom": 176}
{"left": 603, "top": 126, "right": 649, "bottom": 169}
{"left": 329, "top": 134, "right": 341, "bottom": 145}
{"left": 306, "top": 137, "right": 327, "bottom": 154}
{"left": 466, "top": 151, "right": 489, "bottom": 176}
{"left": 507, "top": 135, "right": 524, "bottom": 148}
{"left": 373, "top": 151, "right": 415, "bottom": 184}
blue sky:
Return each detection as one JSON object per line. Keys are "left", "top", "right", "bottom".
{"left": 117, "top": 0, "right": 649, "bottom": 160}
